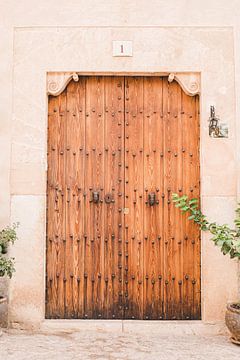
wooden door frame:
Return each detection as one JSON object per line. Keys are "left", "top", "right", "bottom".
{"left": 46, "top": 71, "right": 202, "bottom": 320}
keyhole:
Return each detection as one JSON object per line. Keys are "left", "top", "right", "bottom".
{"left": 121, "top": 45, "right": 124, "bottom": 54}
{"left": 105, "top": 193, "right": 113, "bottom": 204}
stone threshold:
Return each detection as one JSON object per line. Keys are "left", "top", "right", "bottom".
{"left": 38, "top": 320, "right": 228, "bottom": 336}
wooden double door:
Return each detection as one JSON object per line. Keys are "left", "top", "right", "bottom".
{"left": 46, "top": 76, "right": 200, "bottom": 320}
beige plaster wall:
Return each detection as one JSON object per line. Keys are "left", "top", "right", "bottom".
{"left": 0, "top": 0, "right": 240, "bottom": 327}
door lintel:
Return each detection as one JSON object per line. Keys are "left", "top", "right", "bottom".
{"left": 47, "top": 72, "right": 201, "bottom": 97}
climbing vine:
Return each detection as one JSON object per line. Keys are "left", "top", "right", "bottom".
{"left": 172, "top": 193, "right": 240, "bottom": 259}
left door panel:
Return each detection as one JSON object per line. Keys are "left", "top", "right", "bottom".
{"left": 46, "top": 76, "right": 125, "bottom": 319}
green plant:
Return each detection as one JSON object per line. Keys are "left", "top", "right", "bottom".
{"left": 0, "top": 223, "right": 18, "bottom": 255}
{"left": 0, "top": 223, "right": 18, "bottom": 278}
{"left": 0, "top": 257, "right": 15, "bottom": 278}
{"left": 172, "top": 193, "right": 240, "bottom": 259}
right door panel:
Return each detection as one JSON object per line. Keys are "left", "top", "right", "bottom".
{"left": 125, "top": 76, "right": 200, "bottom": 320}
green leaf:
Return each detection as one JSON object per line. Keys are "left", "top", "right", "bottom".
{"left": 190, "top": 204, "right": 198, "bottom": 209}
{"left": 189, "top": 198, "right": 198, "bottom": 205}
{"left": 175, "top": 203, "right": 182, "bottom": 208}
{"left": 188, "top": 215, "right": 195, "bottom": 220}
{"left": 221, "top": 242, "right": 231, "bottom": 255}
{"left": 216, "top": 239, "right": 224, "bottom": 246}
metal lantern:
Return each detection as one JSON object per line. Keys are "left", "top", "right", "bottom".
{"left": 209, "top": 105, "right": 220, "bottom": 137}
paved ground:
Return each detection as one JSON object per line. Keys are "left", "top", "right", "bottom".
{"left": 0, "top": 329, "right": 239, "bottom": 360}
{"left": 0, "top": 331, "right": 240, "bottom": 360}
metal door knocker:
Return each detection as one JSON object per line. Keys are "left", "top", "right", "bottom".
{"left": 92, "top": 191, "right": 100, "bottom": 204}
{"left": 148, "top": 192, "right": 157, "bottom": 206}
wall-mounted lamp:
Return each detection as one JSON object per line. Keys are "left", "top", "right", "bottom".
{"left": 208, "top": 106, "right": 228, "bottom": 138}
{"left": 209, "top": 106, "right": 220, "bottom": 137}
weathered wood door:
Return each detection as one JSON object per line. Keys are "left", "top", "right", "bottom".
{"left": 46, "top": 76, "right": 200, "bottom": 320}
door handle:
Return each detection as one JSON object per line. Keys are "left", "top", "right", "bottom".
{"left": 92, "top": 191, "right": 100, "bottom": 204}
{"left": 147, "top": 192, "right": 159, "bottom": 206}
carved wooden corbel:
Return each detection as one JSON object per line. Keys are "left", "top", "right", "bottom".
{"left": 168, "top": 73, "right": 200, "bottom": 96}
{"left": 47, "top": 72, "right": 200, "bottom": 97}
{"left": 47, "top": 72, "right": 79, "bottom": 96}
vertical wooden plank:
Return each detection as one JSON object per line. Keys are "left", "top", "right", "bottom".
{"left": 46, "top": 95, "right": 59, "bottom": 318}
{"left": 64, "top": 79, "right": 86, "bottom": 318}
{"left": 174, "top": 82, "right": 185, "bottom": 320}
{"left": 182, "top": 92, "right": 200, "bottom": 319}
{"left": 124, "top": 76, "right": 144, "bottom": 319}
{"left": 181, "top": 89, "right": 200, "bottom": 320}
{"left": 46, "top": 92, "right": 66, "bottom": 318}
{"left": 77, "top": 78, "right": 87, "bottom": 319}
{"left": 193, "top": 95, "right": 201, "bottom": 320}
{"left": 182, "top": 89, "right": 192, "bottom": 320}
{"left": 103, "top": 76, "right": 124, "bottom": 318}
{"left": 65, "top": 81, "right": 76, "bottom": 318}
{"left": 162, "top": 78, "right": 181, "bottom": 319}
{"left": 84, "top": 76, "right": 105, "bottom": 318}
{"left": 167, "top": 80, "right": 183, "bottom": 319}
{"left": 77, "top": 82, "right": 86, "bottom": 319}
{"left": 162, "top": 77, "right": 171, "bottom": 319}
{"left": 143, "top": 77, "right": 164, "bottom": 319}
